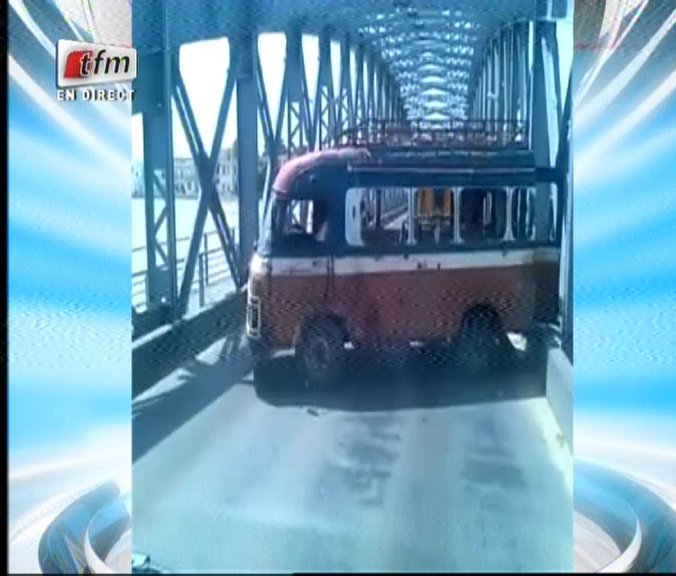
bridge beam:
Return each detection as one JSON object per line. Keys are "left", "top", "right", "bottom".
{"left": 172, "top": 42, "right": 241, "bottom": 316}
{"left": 491, "top": 36, "right": 500, "bottom": 122}
{"left": 367, "top": 50, "right": 376, "bottom": 119}
{"left": 558, "top": 72, "right": 573, "bottom": 360}
{"left": 138, "top": 5, "right": 180, "bottom": 321}
{"left": 354, "top": 43, "right": 366, "bottom": 124}
{"left": 480, "top": 47, "right": 488, "bottom": 119}
{"left": 141, "top": 91, "right": 175, "bottom": 314}
{"left": 530, "top": 3, "right": 561, "bottom": 241}
{"left": 499, "top": 27, "right": 509, "bottom": 123}
{"left": 376, "top": 59, "right": 385, "bottom": 120}
{"left": 283, "top": 24, "right": 313, "bottom": 156}
{"left": 256, "top": 42, "right": 278, "bottom": 210}
{"left": 336, "top": 34, "right": 355, "bottom": 135}
{"left": 314, "top": 27, "right": 337, "bottom": 148}
{"left": 510, "top": 22, "right": 530, "bottom": 123}
{"left": 236, "top": 24, "right": 259, "bottom": 276}
{"left": 385, "top": 72, "right": 393, "bottom": 120}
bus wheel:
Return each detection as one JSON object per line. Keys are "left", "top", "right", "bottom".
{"left": 253, "top": 361, "right": 273, "bottom": 391}
{"left": 456, "top": 308, "right": 505, "bottom": 375}
{"left": 297, "top": 318, "right": 345, "bottom": 388}
{"left": 526, "top": 324, "right": 553, "bottom": 376}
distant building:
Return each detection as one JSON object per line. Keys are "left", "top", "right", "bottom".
{"left": 132, "top": 163, "right": 144, "bottom": 197}
{"left": 174, "top": 157, "right": 199, "bottom": 198}
{"left": 214, "top": 145, "right": 238, "bottom": 197}
{"left": 132, "top": 141, "right": 287, "bottom": 198}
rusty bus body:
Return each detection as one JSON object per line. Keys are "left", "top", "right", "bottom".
{"left": 246, "top": 139, "right": 563, "bottom": 386}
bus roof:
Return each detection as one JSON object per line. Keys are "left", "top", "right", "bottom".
{"left": 272, "top": 147, "right": 371, "bottom": 194}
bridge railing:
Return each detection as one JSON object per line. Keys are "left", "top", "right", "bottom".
{"left": 333, "top": 118, "right": 529, "bottom": 150}
{"left": 132, "top": 230, "right": 236, "bottom": 312}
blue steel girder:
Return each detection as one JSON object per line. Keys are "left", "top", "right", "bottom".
{"left": 366, "top": 50, "right": 376, "bottom": 120}
{"left": 559, "top": 70, "right": 572, "bottom": 358}
{"left": 255, "top": 43, "right": 281, "bottom": 211}
{"left": 256, "top": 54, "right": 275, "bottom": 158}
{"left": 335, "top": 34, "right": 355, "bottom": 135}
{"left": 470, "top": 20, "right": 530, "bottom": 123}
{"left": 354, "top": 43, "right": 367, "bottom": 124}
{"left": 236, "top": 26, "right": 259, "bottom": 275}
{"left": 313, "top": 27, "right": 337, "bottom": 148}
{"left": 391, "top": 53, "right": 472, "bottom": 69}
{"left": 171, "top": 47, "right": 242, "bottom": 315}
{"left": 376, "top": 61, "right": 385, "bottom": 120}
{"left": 139, "top": 5, "right": 180, "bottom": 316}
{"left": 530, "top": 14, "right": 561, "bottom": 241}
{"left": 490, "top": 35, "right": 499, "bottom": 121}
{"left": 463, "top": 1, "right": 567, "bottom": 242}
{"left": 283, "top": 25, "right": 313, "bottom": 156}
{"left": 498, "top": 27, "right": 508, "bottom": 122}
{"left": 135, "top": 0, "right": 572, "bottom": 122}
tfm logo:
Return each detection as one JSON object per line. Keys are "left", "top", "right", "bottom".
{"left": 57, "top": 40, "right": 137, "bottom": 88}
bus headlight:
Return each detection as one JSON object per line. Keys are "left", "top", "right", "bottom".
{"left": 249, "top": 252, "right": 270, "bottom": 278}
{"left": 246, "top": 294, "right": 261, "bottom": 339}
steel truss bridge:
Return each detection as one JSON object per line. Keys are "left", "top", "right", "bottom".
{"left": 132, "top": 0, "right": 573, "bottom": 356}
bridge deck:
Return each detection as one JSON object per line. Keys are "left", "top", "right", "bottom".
{"left": 132, "top": 314, "right": 572, "bottom": 572}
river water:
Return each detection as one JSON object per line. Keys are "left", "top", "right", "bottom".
{"left": 131, "top": 197, "right": 242, "bottom": 273}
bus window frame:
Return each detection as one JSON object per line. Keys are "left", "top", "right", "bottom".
{"left": 338, "top": 184, "right": 562, "bottom": 257}
{"left": 259, "top": 164, "right": 564, "bottom": 258}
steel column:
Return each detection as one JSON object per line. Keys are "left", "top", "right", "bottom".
{"left": 161, "top": 3, "right": 178, "bottom": 319}
{"left": 173, "top": 46, "right": 240, "bottom": 315}
{"left": 142, "top": 112, "right": 164, "bottom": 308}
{"left": 505, "top": 26, "right": 513, "bottom": 121}
{"left": 376, "top": 60, "right": 384, "bottom": 120}
{"left": 354, "top": 43, "right": 366, "bottom": 124}
{"left": 366, "top": 50, "right": 376, "bottom": 119}
{"left": 510, "top": 24, "right": 521, "bottom": 121}
{"left": 497, "top": 31, "right": 506, "bottom": 122}
{"left": 336, "top": 34, "right": 354, "bottom": 134}
{"left": 284, "top": 24, "right": 313, "bottom": 155}
{"left": 522, "top": 22, "right": 531, "bottom": 124}
{"left": 314, "top": 27, "right": 337, "bottom": 147}
{"left": 530, "top": 7, "right": 560, "bottom": 241}
{"left": 236, "top": 29, "right": 259, "bottom": 276}
{"left": 482, "top": 51, "right": 489, "bottom": 119}
{"left": 256, "top": 46, "right": 278, "bottom": 209}
{"left": 500, "top": 27, "right": 510, "bottom": 123}
{"left": 558, "top": 73, "right": 573, "bottom": 360}
{"left": 492, "top": 36, "right": 500, "bottom": 122}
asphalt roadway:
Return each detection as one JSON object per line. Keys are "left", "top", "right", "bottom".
{"left": 132, "top": 326, "right": 572, "bottom": 572}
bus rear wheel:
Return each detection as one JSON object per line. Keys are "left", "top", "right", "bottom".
{"left": 297, "top": 318, "right": 345, "bottom": 388}
{"left": 455, "top": 308, "right": 507, "bottom": 375}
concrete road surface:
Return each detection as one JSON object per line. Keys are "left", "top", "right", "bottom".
{"left": 133, "top": 327, "right": 572, "bottom": 572}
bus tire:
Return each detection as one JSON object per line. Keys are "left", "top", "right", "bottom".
{"left": 250, "top": 338, "right": 272, "bottom": 387}
{"left": 253, "top": 361, "right": 273, "bottom": 391}
{"left": 526, "top": 324, "right": 552, "bottom": 377}
{"left": 297, "top": 318, "right": 345, "bottom": 389}
{"left": 456, "top": 307, "right": 506, "bottom": 375}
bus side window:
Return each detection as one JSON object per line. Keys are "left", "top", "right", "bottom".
{"left": 413, "top": 188, "right": 454, "bottom": 247}
{"left": 460, "top": 189, "right": 485, "bottom": 242}
{"left": 345, "top": 187, "right": 410, "bottom": 249}
{"left": 511, "top": 188, "right": 535, "bottom": 241}
{"left": 460, "top": 188, "right": 506, "bottom": 242}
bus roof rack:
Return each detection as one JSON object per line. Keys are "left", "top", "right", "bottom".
{"left": 333, "top": 118, "right": 529, "bottom": 152}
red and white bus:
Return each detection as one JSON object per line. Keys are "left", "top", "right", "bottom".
{"left": 247, "top": 123, "right": 563, "bottom": 386}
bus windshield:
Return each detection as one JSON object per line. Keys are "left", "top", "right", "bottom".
{"left": 260, "top": 193, "right": 330, "bottom": 253}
